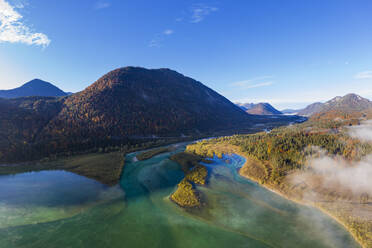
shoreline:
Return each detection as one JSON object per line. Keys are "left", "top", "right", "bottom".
{"left": 238, "top": 168, "right": 362, "bottom": 247}
{"left": 185, "top": 142, "right": 369, "bottom": 248}
{"left": 234, "top": 151, "right": 366, "bottom": 248}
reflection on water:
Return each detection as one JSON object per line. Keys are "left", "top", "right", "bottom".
{"left": 0, "top": 170, "right": 124, "bottom": 228}
{"left": 0, "top": 145, "right": 360, "bottom": 248}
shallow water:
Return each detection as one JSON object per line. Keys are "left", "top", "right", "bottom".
{"left": 0, "top": 144, "right": 360, "bottom": 248}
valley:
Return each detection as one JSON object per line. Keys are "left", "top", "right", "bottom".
{"left": 1, "top": 2, "right": 371, "bottom": 247}
{"left": 0, "top": 69, "right": 371, "bottom": 248}
{"left": 0, "top": 143, "right": 361, "bottom": 248}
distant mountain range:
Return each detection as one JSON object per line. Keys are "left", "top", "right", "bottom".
{"left": 295, "top": 94, "right": 372, "bottom": 117}
{"left": 236, "top": 102, "right": 282, "bottom": 115}
{"left": 0, "top": 79, "right": 68, "bottom": 99}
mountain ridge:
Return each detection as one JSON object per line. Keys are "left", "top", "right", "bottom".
{"left": 298, "top": 93, "right": 372, "bottom": 117}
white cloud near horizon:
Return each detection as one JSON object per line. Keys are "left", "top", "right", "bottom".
{"left": 190, "top": 4, "right": 218, "bottom": 23}
{"left": 355, "top": 70, "right": 372, "bottom": 79}
{"left": 94, "top": 1, "right": 111, "bottom": 10}
{"left": 235, "top": 81, "right": 273, "bottom": 89}
{"left": 0, "top": 0, "right": 50, "bottom": 47}
{"left": 231, "top": 76, "right": 274, "bottom": 89}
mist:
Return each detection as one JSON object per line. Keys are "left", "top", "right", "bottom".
{"left": 348, "top": 120, "right": 372, "bottom": 142}
{"left": 306, "top": 155, "right": 372, "bottom": 196}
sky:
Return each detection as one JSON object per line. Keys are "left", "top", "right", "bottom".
{"left": 0, "top": 0, "right": 372, "bottom": 109}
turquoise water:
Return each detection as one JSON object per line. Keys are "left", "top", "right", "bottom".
{"left": 0, "top": 144, "right": 360, "bottom": 248}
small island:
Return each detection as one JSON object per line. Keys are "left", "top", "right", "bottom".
{"left": 136, "top": 147, "right": 172, "bottom": 161}
{"left": 169, "top": 152, "right": 208, "bottom": 207}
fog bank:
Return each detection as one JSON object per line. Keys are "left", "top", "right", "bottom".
{"left": 348, "top": 120, "right": 372, "bottom": 142}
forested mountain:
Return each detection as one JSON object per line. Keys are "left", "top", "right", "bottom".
{"left": 40, "top": 67, "right": 254, "bottom": 140}
{"left": 237, "top": 102, "right": 282, "bottom": 115}
{"left": 1, "top": 67, "right": 301, "bottom": 163}
{"left": 0, "top": 79, "right": 68, "bottom": 98}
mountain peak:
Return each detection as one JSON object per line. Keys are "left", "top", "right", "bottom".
{"left": 23, "top": 79, "right": 54, "bottom": 87}
{"left": 326, "top": 93, "right": 370, "bottom": 107}
{"left": 299, "top": 93, "right": 372, "bottom": 116}
{"left": 0, "top": 79, "right": 67, "bottom": 99}
{"left": 86, "top": 67, "right": 184, "bottom": 92}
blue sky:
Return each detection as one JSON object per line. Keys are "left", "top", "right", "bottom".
{"left": 1, "top": 0, "right": 372, "bottom": 109}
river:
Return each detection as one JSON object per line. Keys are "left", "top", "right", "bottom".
{"left": 0, "top": 143, "right": 360, "bottom": 248}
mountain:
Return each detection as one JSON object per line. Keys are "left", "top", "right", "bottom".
{"left": 298, "top": 94, "right": 372, "bottom": 117}
{"left": 237, "top": 102, "right": 282, "bottom": 115}
{"left": 320, "top": 94, "right": 372, "bottom": 113}
{"left": 236, "top": 103, "right": 255, "bottom": 111}
{"left": 0, "top": 67, "right": 302, "bottom": 163}
{"left": 0, "top": 79, "right": 68, "bottom": 99}
{"left": 1, "top": 67, "right": 275, "bottom": 163}
{"left": 297, "top": 102, "right": 324, "bottom": 116}
{"left": 42, "top": 67, "right": 254, "bottom": 138}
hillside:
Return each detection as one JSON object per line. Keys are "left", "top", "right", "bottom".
{"left": 236, "top": 103, "right": 255, "bottom": 111}
{"left": 237, "top": 102, "right": 282, "bottom": 115}
{"left": 297, "top": 102, "right": 324, "bottom": 116}
{"left": 320, "top": 94, "right": 372, "bottom": 113}
{"left": 0, "top": 79, "right": 68, "bottom": 98}
{"left": 42, "top": 67, "right": 254, "bottom": 138}
{"left": 0, "top": 67, "right": 302, "bottom": 163}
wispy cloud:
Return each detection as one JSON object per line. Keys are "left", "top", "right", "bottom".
{"left": 231, "top": 76, "right": 274, "bottom": 89}
{"left": 355, "top": 70, "right": 372, "bottom": 79}
{"left": 149, "top": 3, "right": 217, "bottom": 47}
{"left": 190, "top": 4, "right": 218, "bottom": 23}
{"left": 149, "top": 29, "right": 174, "bottom": 47}
{"left": 149, "top": 35, "right": 162, "bottom": 48}
{"left": 235, "top": 81, "right": 273, "bottom": 89}
{"left": 0, "top": 0, "right": 50, "bottom": 47}
{"left": 163, "top": 29, "right": 173, "bottom": 35}
{"left": 94, "top": 1, "right": 111, "bottom": 10}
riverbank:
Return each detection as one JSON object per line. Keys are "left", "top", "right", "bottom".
{"left": 0, "top": 138, "right": 196, "bottom": 186}
{"left": 185, "top": 142, "right": 372, "bottom": 248}
{"left": 136, "top": 147, "right": 173, "bottom": 161}
{"left": 0, "top": 152, "right": 125, "bottom": 186}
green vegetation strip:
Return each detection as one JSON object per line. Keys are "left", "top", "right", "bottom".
{"left": 136, "top": 147, "right": 171, "bottom": 161}
{"left": 169, "top": 152, "right": 208, "bottom": 208}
